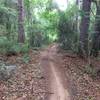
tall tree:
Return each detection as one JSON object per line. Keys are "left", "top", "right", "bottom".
{"left": 17, "top": 0, "right": 25, "bottom": 43}
{"left": 79, "top": 0, "right": 91, "bottom": 57}
{"left": 91, "top": 2, "right": 100, "bottom": 57}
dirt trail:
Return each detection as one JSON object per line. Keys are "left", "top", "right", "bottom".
{"left": 41, "top": 45, "right": 72, "bottom": 100}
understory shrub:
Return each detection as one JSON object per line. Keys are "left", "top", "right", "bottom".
{"left": 0, "top": 37, "right": 29, "bottom": 55}
{"left": 57, "top": 5, "right": 79, "bottom": 53}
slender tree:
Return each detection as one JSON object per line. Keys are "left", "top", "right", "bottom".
{"left": 75, "top": 0, "right": 79, "bottom": 33}
{"left": 79, "top": 0, "right": 91, "bottom": 57}
{"left": 17, "top": 0, "right": 25, "bottom": 43}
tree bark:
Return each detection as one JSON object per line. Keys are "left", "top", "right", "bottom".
{"left": 79, "top": 0, "right": 91, "bottom": 57}
{"left": 91, "top": 5, "right": 100, "bottom": 57}
{"left": 17, "top": 0, "right": 25, "bottom": 43}
{"left": 76, "top": 0, "right": 79, "bottom": 33}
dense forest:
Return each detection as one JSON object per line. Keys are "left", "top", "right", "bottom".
{"left": 0, "top": 0, "right": 100, "bottom": 100}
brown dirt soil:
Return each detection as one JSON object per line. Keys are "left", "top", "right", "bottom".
{"left": 0, "top": 45, "right": 100, "bottom": 100}
{"left": 40, "top": 45, "right": 74, "bottom": 100}
{"left": 41, "top": 44, "right": 100, "bottom": 100}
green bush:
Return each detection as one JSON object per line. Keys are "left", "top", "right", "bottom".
{"left": 57, "top": 5, "right": 79, "bottom": 53}
{"left": 0, "top": 38, "right": 29, "bottom": 55}
{"left": 22, "top": 54, "right": 30, "bottom": 64}
{"left": 0, "top": 37, "right": 13, "bottom": 54}
{"left": 19, "top": 43, "right": 29, "bottom": 53}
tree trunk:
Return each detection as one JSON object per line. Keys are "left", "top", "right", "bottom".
{"left": 91, "top": 5, "right": 100, "bottom": 57}
{"left": 76, "top": 0, "right": 79, "bottom": 33}
{"left": 17, "top": 0, "right": 25, "bottom": 43}
{"left": 79, "top": 0, "right": 91, "bottom": 57}
{"left": 75, "top": 0, "right": 79, "bottom": 33}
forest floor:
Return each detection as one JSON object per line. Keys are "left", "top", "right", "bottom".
{"left": 58, "top": 48, "right": 100, "bottom": 100}
{"left": 0, "top": 44, "right": 100, "bottom": 100}
{"left": 0, "top": 50, "right": 47, "bottom": 100}
{"left": 41, "top": 44, "right": 100, "bottom": 100}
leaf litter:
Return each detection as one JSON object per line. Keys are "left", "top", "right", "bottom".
{"left": 0, "top": 50, "right": 46, "bottom": 100}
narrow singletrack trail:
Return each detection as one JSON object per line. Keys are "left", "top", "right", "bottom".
{"left": 40, "top": 45, "right": 72, "bottom": 100}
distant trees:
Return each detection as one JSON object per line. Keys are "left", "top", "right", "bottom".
{"left": 57, "top": 0, "right": 100, "bottom": 58}
{"left": 17, "top": 0, "right": 25, "bottom": 43}
{"left": 0, "top": 0, "right": 100, "bottom": 57}
{"left": 57, "top": 6, "right": 78, "bottom": 51}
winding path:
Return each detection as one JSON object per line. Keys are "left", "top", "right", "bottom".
{"left": 41, "top": 45, "right": 72, "bottom": 100}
